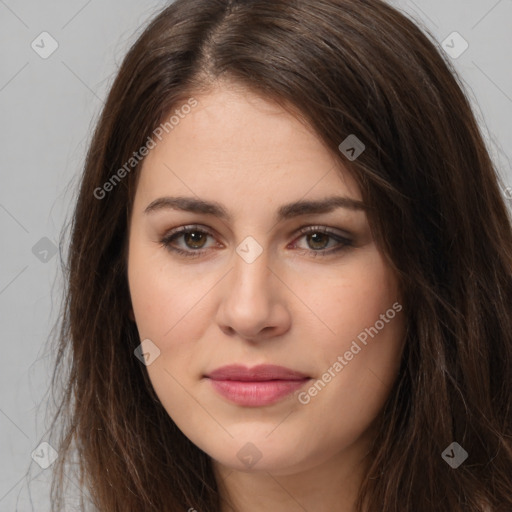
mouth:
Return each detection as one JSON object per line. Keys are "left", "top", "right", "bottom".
{"left": 204, "top": 364, "right": 311, "bottom": 407}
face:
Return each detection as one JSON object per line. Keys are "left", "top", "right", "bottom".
{"left": 127, "top": 83, "right": 405, "bottom": 477}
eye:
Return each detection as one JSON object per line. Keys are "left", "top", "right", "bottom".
{"left": 290, "top": 225, "right": 354, "bottom": 257}
{"left": 159, "top": 225, "right": 218, "bottom": 259}
{"left": 159, "top": 224, "right": 354, "bottom": 258}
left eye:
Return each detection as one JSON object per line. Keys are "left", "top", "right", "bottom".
{"left": 159, "top": 225, "right": 353, "bottom": 258}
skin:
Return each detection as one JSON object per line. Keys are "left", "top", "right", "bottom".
{"left": 127, "top": 81, "right": 406, "bottom": 512}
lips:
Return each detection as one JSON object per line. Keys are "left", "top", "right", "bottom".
{"left": 205, "top": 364, "right": 310, "bottom": 406}
{"left": 206, "top": 364, "right": 309, "bottom": 381}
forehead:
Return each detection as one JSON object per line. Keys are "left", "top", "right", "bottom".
{"left": 135, "top": 85, "right": 362, "bottom": 207}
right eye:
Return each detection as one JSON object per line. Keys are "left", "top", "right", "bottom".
{"left": 159, "top": 225, "right": 220, "bottom": 258}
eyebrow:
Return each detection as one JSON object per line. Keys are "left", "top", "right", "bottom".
{"left": 144, "top": 195, "right": 368, "bottom": 222}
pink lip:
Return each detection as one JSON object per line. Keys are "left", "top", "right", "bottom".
{"left": 205, "top": 364, "right": 310, "bottom": 406}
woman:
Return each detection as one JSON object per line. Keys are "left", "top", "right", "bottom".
{"left": 48, "top": 0, "right": 512, "bottom": 510}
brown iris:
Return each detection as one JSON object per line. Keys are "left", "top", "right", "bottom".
{"left": 306, "top": 232, "right": 329, "bottom": 250}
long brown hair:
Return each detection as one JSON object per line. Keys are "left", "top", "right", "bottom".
{"left": 47, "top": 0, "right": 512, "bottom": 510}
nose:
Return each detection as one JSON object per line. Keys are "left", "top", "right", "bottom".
{"left": 215, "top": 247, "right": 292, "bottom": 342}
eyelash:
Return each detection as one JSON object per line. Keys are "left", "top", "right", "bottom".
{"left": 159, "top": 224, "right": 354, "bottom": 259}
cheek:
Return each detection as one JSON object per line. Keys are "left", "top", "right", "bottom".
{"left": 127, "top": 240, "right": 208, "bottom": 338}
{"left": 297, "top": 251, "right": 404, "bottom": 424}
{"left": 127, "top": 249, "right": 209, "bottom": 425}
{"left": 294, "top": 313, "right": 404, "bottom": 465}
{"left": 297, "top": 249, "right": 400, "bottom": 346}
{"left": 133, "top": 271, "right": 199, "bottom": 383}
{"left": 127, "top": 243, "right": 217, "bottom": 397}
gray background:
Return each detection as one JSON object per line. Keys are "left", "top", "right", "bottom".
{"left": 1, "top": 0, "right": 511, "bottom": 509}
